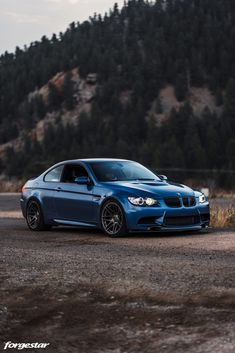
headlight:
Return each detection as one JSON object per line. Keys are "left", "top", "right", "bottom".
{"left": 199, "top": 193, "right": 206, "bottom": 203}
{"left": 128, "top": 196, "right": 159, "bottom": 207}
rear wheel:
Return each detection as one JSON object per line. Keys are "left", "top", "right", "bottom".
{"left": 101, "top": 200, "right": 127, "bottom": 237}
{"left": 26, "top": 200, "right": 50, "bottom": 231}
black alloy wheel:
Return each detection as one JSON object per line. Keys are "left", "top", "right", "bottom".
{"left": 101, "top": 200, "right": 127, "bottom": 237}
{"left": 26, "top": 200, "right": 50, "bottom": 231}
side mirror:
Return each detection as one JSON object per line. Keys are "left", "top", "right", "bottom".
{"left": 74, "top": 176, "right": 90, "bottom": 185}
{"left": 159, "top": 175, "right": 168, "bottom": 181}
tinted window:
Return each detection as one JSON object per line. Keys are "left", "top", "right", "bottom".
{"left": 90, "top": 161, "right": 159, "bottom": 182}
{"left": 61, "top": 164, "right": 88, "bottom": 183}
{"left": 44, "top": 165, "right": 64, "bottom": 182}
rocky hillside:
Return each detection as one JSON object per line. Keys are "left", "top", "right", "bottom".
{"left": 0, "top": 69, "right": 97, "bottom": 156}
{"left": 0, "top": 0, "right": 234, "bottom": 188}
{"left": 0, "top": 74, "right": 222, "bottom": 157}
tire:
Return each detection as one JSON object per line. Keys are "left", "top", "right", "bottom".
{"left": 100, "top": 200, "right": 127, "bottom": 237}
{"left": 26, "top": 199, "right": 50, "bottom": 231}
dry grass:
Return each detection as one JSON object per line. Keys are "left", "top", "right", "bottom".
{"left": 0, "top": 179, "right": 234, "bottom": 229}
{"left": 0, "top": 179, "right": 24, "bottom": 193}
{"left": 210, "top": 190, "right": 235, "bottom": 199}
{"left": 210, "top": 205, "right": 235, "bottom": 228}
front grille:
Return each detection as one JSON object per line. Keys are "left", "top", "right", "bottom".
{"left": 164, "top": 197, "right": 181, "bottom": 208}
{"left": 183, "top": 196, "right": 196, "bottom": 207}
{"left": 165, "top": 215, "right": 200, "bottom": 226}
{"left": 200, "top": 213, "right": 210, "bottom": 222}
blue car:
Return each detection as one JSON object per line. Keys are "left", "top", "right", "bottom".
{"left": 20, "top": 159, "right": 210, "bottom": 236}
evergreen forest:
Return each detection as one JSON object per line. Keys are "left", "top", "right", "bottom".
{"left": 0, "top": 0, "right": 235, "bottom": 188}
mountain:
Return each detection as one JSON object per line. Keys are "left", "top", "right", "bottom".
{"left": 0, "top": 0, "right": 234, "bottom": 188}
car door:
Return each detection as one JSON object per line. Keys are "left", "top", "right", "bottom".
{"left": 42, "top": 164, "right": 65, "bottom": 221}
{"left": 54, "top": 163, "right": 96, "bottom": 224}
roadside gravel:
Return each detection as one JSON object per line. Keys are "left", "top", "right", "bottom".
{"left": 0, "top": 194, "right": 234, "bottom": 353}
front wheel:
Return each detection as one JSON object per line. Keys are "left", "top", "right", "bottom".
{"left": 26, "top": 200, "right": 50, "bottom": 231}
{"left": 101, "top": 200, "right": 127, "bottom": 237}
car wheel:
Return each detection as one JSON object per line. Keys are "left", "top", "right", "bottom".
{"left": 26, "top": 200, "right": 50, "bottom": 231}
{"left": 101, "top": 200, "right": 127, "bottom": 237}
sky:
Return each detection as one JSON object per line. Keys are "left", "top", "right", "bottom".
{"left": 0, "top": 0, "right": 124, "bottom": 54}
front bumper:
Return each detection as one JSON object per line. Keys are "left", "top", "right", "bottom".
{"left": 124, "top": 202, "right": 210, "bottom": 232}
{"left": 20, "top": 197, "right": 26, "bottom": 218}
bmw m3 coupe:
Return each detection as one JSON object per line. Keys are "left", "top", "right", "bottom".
{"left": 20, "top": 159, "right": 210, "bottom": 236}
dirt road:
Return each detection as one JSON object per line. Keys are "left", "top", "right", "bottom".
{"left": 0, "top": 194, "right": 235, "bottom": 353}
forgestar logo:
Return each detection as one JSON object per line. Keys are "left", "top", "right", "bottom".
{"left": 4, "top": 341, "right": 50, "bottom": 350}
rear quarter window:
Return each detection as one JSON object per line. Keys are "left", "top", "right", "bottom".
{"left": 44, "top": 165, "right": 64, "bottom": 182}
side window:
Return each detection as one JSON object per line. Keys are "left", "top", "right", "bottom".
{"left": 62, "top": 164, "right": 88, "bottom": 183}
{"left": 44, "top": 165, "right": 64, "bottom": 182}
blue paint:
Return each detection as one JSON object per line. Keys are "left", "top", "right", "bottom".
{"left": 21, "top": 159, "right": 210, "bottom": 233}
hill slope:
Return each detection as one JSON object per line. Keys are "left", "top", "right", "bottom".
{"left": 0, "top": 0, "right": 235, "bottom": 187}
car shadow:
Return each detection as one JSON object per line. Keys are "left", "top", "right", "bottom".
{"left": 51, "top": 226, "right": 211, "bottom": 239}
{"left": 123, "top": 229, "right": 211, "bottom": 239}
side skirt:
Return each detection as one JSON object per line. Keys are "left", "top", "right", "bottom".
{"left": 53, "top": 219, "right": 98, "bottom": 228}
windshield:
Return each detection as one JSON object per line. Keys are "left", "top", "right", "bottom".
{"left": 90, "top": 161, "right": 160, "bottom": 182}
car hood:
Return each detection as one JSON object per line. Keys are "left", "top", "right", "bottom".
{"left": 101, "top": 181, "right": 195, "bottom": 197}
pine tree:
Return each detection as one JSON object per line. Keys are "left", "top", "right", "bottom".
{"left": 224, "top": 79, "right": 235, "bottom": 131}
{"left": 48, "top": 83, "right": 61, "bottom": 111}
{"left": 175, "top": 72, "right": 188, "bottom": 102}
{"left": 226, "top": 139, "right": 235, "bottom": 169}
{"left": 61, "top": 72, "right": 75, "bottom": 110}
{"left": 184, "top": 117, "right": 206, "bottom": 169}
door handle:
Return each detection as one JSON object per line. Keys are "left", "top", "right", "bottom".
{"left": 55, "top": 187, "right": 62, "bottom": 192}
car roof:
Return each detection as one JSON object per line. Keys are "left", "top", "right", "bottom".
{"left": 40, "top": 159, "right": 137, "bottom": 179}
{"left": 61, "top": 158, "right": 133, "bottom": 164}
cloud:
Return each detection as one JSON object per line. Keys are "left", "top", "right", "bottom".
{"left": 0, "top": 0, "right": 125, "bottom": 53}
{"left": 3, "top": 11, "right": 48, "bottom": 24}
{"left": 45, "top": 0, "right": 61, "bottom": 3}
{"left": 45, "top": 0, "right": 79, "bottom": 4}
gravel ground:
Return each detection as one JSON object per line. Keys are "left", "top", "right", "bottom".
{"left": 0, "top": 194, "right": 235, "bottom": 353}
